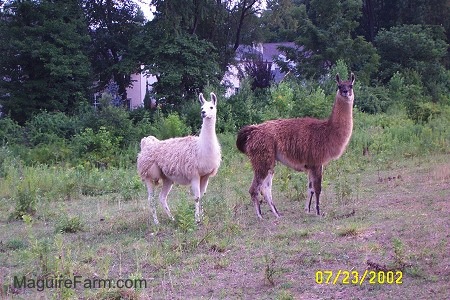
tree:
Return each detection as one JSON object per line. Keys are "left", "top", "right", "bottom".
{"left": 260, "top": 0, "right": 303, "bottom": 42}
{"left": 148, "top": 0, "right": 264, "bottom": 71}
{"left": 375, "top": 24, "right": 449, "bottom": 102}
{"left": 142, "top": 26, "right": 220, "bottom": 108}
{"left": 135, "top": 0, "right": 263, "bottom": 108}
{"left": 358, "top": 0, "right": 450, "bottom": 45}
{"left": 0, "top": 0, "right": 92, "bottom": 124}
{"left": 275, "top": 0, "right": 379, "bottom": 83}
{"left": 240, "top": 56, "right": 275, "bottom": 90}
{"left": 82, "top": 0, "right": 146, "bottom": 105}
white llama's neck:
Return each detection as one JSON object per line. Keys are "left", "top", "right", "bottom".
{"left": 200, "top": 118, "right": 217, "bottom": 143}
{"left": 199, "top": 117, "right": 219, "bottom": 152}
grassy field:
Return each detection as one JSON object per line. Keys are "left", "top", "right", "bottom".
{"left": 0, "top": 133, "right": 449, "bottom": 299}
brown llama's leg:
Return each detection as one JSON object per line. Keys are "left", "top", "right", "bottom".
{"left": 260, "top": 169, "right": 280, "bottom": 218}
{"left": 249, "top": 165, "right": 275, "bottom": 219}
{"left": 306, "top": 178, "right": 314, "bottom": 213}
{"left": 305, "top": 166, "right": 323, "bottom": 215}
{"left": 246, "top": 133, "right": 276, "bottom": 219}
{"left": 313, "top": 166, "right": 322, "bottom": 216}
{"left": 249, "top": 175, "right": 264, "bottom": 219}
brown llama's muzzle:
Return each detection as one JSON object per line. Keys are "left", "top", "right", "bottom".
{"left": 339, "top": 88, "right": 353, "bottom": 98}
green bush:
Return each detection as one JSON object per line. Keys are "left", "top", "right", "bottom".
{"left": 22, "top": 140, "right": 72, "bottom": 165}
{"left": 76, "top": 102, "right": 136, "bottom": 147}
{"left": 174, "top": 197, "right": 196, "bottom": 233}
{"left": 71, "top": 127, "right": 122, "bottom": 167}
{"left": 152, "top": 112, "right": 191, "bottom": 139}
{"left": 179, "top": 99, "right": 203, "bottom": 134}
{"left": 227, "top": 79, "right": 264, "bottom": 129}
{"left": 292, "top": 85, "right": 332, "bottom": 119}
{"left": 25, "top": 111, "right": 78, "bottom": 146}
{"left": 55, "top": 215, "right": 84, "bottom": 233}
{"left": 264, "top": 81, "right": 295, "bottom": 119}
{"left": 356, "top": 85, "right": 391, "bottom": 114}
{"left": 406, "top": 101, "right": 442, "bottom": 123}
{"left": 10, "top": 182, "right": 37, "bottom": 220}
{"left": 0, "top": 117, "right": 23, "bottom": 145}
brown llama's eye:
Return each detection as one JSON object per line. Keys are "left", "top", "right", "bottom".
{"left": 349, "top": 85, "right": 353, "bottom": 88}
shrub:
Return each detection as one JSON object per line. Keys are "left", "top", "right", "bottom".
{"left": 265, "top": 81, "right": 295, "bottom": 119}
{"left": 25, "top": 111, "right": 78, "bottom": 146}
{"left": 152, "top": 112, "right": 191, "bottom": 139}
{"left": 71, "top": 127, "right": 122, "bottom": 167}
{"left": 0, "top": 146, "right": 16, "bottom": 178}
{"left": 76, "top": 102, "right": 135, "bottom": 147}
{"left": 406, "top": 101, "right": 441, "bottom": 123}
{"left": 292, "top": 86, "right": 332, "bottom": 119}
{"left": 55, "top": 215, "right": 84, "bottom": 233}
{"left": 356, "top": 85, "right": 391, "bottom": 114}
{"left": 174, "top": 197, "right": 196, "bottom": 233}
{"left": 4, "top": 239, "right": 27, "bottom": 251}
{"left": 216, "top": 100, "right": 237, "bottom": 133}
{"left": 22, "top": 140, "right": 72, "bottom": 165}
{"left": 0, "top": 117, "right": 23, "bottom": 145}
{"left": 228, "top": 79, "right": 263, "bottom": 128}
{"left": 179, "top": 100, "right": 203, "bottom": 134}
{"left": 10, "top": 183, "right": 37, "bottom": 220}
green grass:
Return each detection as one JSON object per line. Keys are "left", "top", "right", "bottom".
{"left": 0, "top": 127, "right": 449, "bottom": 299}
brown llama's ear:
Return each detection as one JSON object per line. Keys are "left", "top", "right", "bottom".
{"left": 210, "top": 92, "right": 217, "bottom": 106}
{"left": 350, "top": 72, "right": 355, "bottom": 84}
{"left": 199, "top": 93, "right": 206, "bottom": 105}
{"left": 336, "top": 73, "right": 340, "bottom": 83}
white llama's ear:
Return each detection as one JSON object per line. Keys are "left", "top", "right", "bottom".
{"left": 350, "top": 72, "right": 355, "bottom": 84}
{"left": 210, "top": 92, "right": 217, "bottom": 106}
{"left": 335, "top": 73, "right": 340, "bottom": 83}
{"left": 199, "top": 93, "right": 206, "bottom": 105}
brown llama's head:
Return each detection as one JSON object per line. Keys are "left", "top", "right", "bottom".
{"left": 336, "top": 73, "right": 355, "bottom": 99}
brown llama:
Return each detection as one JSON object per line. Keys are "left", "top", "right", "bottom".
{"left": 236, "top": 73, "right": 355, "bottom": 219}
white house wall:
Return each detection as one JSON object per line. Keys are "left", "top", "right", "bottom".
{"left": 127, "top": 72, "right": 157, "bottom": 109}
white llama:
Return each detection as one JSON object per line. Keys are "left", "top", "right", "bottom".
{"left": 137, "top": 93, "right": 221, "bottom": 224}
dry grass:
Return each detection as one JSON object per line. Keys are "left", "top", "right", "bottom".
{"left": 0, "top": 154, "right": 449, "bottom": 299}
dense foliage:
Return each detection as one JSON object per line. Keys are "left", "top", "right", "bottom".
{"left": 0, "top": 0, "right": 92, "bottom": 124}
{"left": 0, "top": 0, "right": 449, "bottom": 168}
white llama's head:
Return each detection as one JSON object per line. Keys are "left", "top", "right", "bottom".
{"left": 198, "top": 92, "right": 218, "bottom": 120}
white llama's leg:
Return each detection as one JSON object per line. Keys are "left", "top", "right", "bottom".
{"left": 260, "top": 170, "right": 280, "bottom": 218}
{"left": 200, "top": 175, "right": 209, "bottom": 196}
{"left": 191, "top": 176, "right": 203, "bottom": 223}
{"left": 145, "top": 179, "right": 159, "bottom": 225}
{"left": 159, "top": 179, "right": 175, "bottom": 221}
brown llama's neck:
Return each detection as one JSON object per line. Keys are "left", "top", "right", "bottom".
{"left": 328, "top": 92, "right": 354, "bottom": 130}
